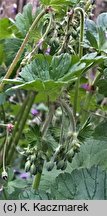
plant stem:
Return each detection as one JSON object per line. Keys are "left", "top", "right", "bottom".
{"left": 74, "top": 7, "right": 85, "bottom": 58}
{"left": 0, "top": 138, "right": 6, "bottom": 151}
{"left": 41, "top": 104, "right": 55, "bottom": 137}
{"left": 28, "top": 13, "right": 52, "bottom": 62}
{"left": 73, "top": 79, "right": 79, "bottom": 118}
{"left": 7, "top": 92, "right": 36, "bottom": 164}
{"left": 59, "top": 106, "right": 65, "bottom": 145}
{"left": 5, "top": 93, "right": 29, "bottom": 156}
{"left": 73, "top": 7, "right": 85, "bottom": 117}
{"left": 3, "top": 130, "right": 9, "bottom": 172}
{"left": 59, "top": 98, "right": 76, "bottom": 133}
{"left": 2, "top": 189, "right": 8, "bottom": 200}
{"left": 81, "top": 69, "right": 101, "bottom": 124}
{"left": 32, "top": 172, "right": 42, "bottom": 190}
{"left": 1, "top": 105, "right": 6, "bottom": 123}
{"left": 85, "top": 0, "right": 91, "bottom": 12}
{"left": 0, "top": 9, "right": 46, "bottom": 91}
{"left": 81, "top": 91, "right": 93, "bottom": 124}
{"left": 57, "top": 10, "right": 74, "bottom": 54}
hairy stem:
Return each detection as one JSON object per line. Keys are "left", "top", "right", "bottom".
{"left": 41, "top": 104, "right": 55, "bottom": 137}
{"left": 74, "top": 7, "right": 85, "bottom": 58}
{"left": 7, "top": 92, "right": 36, "bottom": 164}
{"left": 73, "top": 7, "right": 85, "bottom": 117}
{"left": 81, "top": 70, "right": 101, "bottom": 124}
{"left": 5, "top": 93, "right": 30, "bottom": 155}
{"left": 59, "top": 106, "right": 65, "bottom": 145}
{"left": 28, "top": 13, "right": 53, "bottom": 62}
{"left": 32, "top": 172, "right": 42, "bottom": 191}
{"left": 57, "top": 10, "right": 74, "bottom": 54}
{"left": 81, "top": 92, "right": 93, "bottom": 124}
{"left": 0, "top": 9, "right": 46, "bottom": 91}
{"left": 2, "top": 189, "right": 8, "bottom": 200}
{"left": 59, "top": 98, "right": 76, "bottom": 133}
{"left": 3, "top": 130, "right": 9, "bottom": 172}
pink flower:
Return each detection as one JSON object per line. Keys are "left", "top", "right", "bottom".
{"left": 45, "top": 47, "right": 51, "bottom": 55}
{"left": 7, "top": 123, "right": 14, "bottom": 133}
{"left": 45, "top": 6, "right": 53, "bottom": 13}
{"left": 81, "top": 83, "right": 95, "bottom": 92}
{"left": 31, "top": 108, "right": 39, "bottom": 116}
{"left": 67, "top": 10, "right": 74, "bottom": 17}
{"left": 19, "top": 172, "right": 30, "bottom": 179}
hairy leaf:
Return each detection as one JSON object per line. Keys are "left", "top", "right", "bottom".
{"left": 51, "top": 166, "right": 107, "bottom": 200}
{"left": 19, "top": 189, "right": 49, "bottom": 200}
{"left": 15, "top": 3, "right": 33, "bottom": 37}
{"left": 85, "top": 13, "right": 107, "bottom": 52}
{"left": 50, "top": 53, "right": 71, "bottom": 80}
{"left": 3, "top": 38, "right": 23, "bottom": 66}
{"left": 72, "top": 137, "right": 107, "bottom": 170}
{"left": 97, "top": 79, "right": 107, "bottom": 97}
{"left": 0, "top": 18, "right": 14, "bottom": 39}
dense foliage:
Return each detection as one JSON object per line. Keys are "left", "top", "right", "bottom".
{"left": 0, "top": 0, "right": 107, "bottom": 200}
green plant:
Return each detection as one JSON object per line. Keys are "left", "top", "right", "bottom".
{"left": 0, "top": 0, "right": 107, "bottom": 200}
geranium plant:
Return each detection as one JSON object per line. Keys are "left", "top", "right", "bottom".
{"left": 0, "top": 0, "right": 107, "bottom": 200}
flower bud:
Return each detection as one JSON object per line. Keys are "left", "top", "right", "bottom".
{"left": 30, "top": 164, "right": 37, "bottom": 175}
{"left": 46, "top": 161, "right": 54, "bottom": 171}
{"left": 66, "top": 149, "right": 75, "bottom": 163}
{"left": 7, "top": 123, "right": 14, "bottom": 133}
{"left": 61, "top": 161, "right": 67, "bottom": 170}
{"left": 30, "top": 154, "right": 36, "bottom": 163}
{"left": 2, "top": 170, "right": 8, "bottom": 180}
{"left": 25, "top": 160, "right": 31, "bottom": 172}
{"left": 56, "top": 160, "right": 65, "bottom": 170}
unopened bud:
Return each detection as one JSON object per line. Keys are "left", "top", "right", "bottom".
{"left": 67, "top": 10, "right": 74, "bottom": 17}
{"left": 45, "top": 6, "right": 53, "bottom": 13}
{"left": 2, "top": 170, "right": 8, "bottom": 180}
{"left": 7, "top": 123, "right": 14, "bottom": 133}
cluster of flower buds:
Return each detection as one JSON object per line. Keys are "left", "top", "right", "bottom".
{"left": 24, "top": 149, "right": 44, "bottom": 175}
{"left": 45, "top": 132, "right": 81, "bottom": 171}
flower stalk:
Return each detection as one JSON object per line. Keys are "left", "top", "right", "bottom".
{"left": 73, "top": 7, "right": 85, "bottom": 117}
{"left": 59, "top": 98, "right": 76, "bottom": 133}
{"left": 0, "top": 8, "right": 46, "bottom": 91}
{"left": 27, "top": 13, "right": 53, "bottom": 63}
{"left": 7, "top": 92, "right": 36, "bottom": 164}
{"left": 32, "top": 104, "right": 55, "bottom": 191}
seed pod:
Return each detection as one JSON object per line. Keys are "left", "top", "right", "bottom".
{"left": 37, "top": 151, "right": 46, "bottom": 161}
{"left": 72, "top": 132, "right": 78, "bottom": 140}
{"left": 25, "top": 160, "right": 31, "bottom": 172}
{"left": 67, "top": 131, "right": 73, "bottom": 140}
{"left": 56, "top": 145, "right": 66, "bottom": 155}
{"left": 30, "top": 154, "right": 36, "bottom": 163}
{"left": 66, "top": 149, "right": 75, "bottom": 163}
{"left": 46, "top": 161, "right": 54, "bottom": 171}
{"left": 73, "top": 142, "right": 81, "bottom": 152}
{"left": 56, "top": 160, "right": 65, "bottom": 170}
{"left": 61, "top": 161, "right": 67, "bottom": 170}
{"left": 50, "top": 38, "right": 59, "bottom": 48}
{"left": 30, "top": 164, "right": 37, "bottom": 175}
{"left": 75, "top": 143, "right": 81, "bottom": 148}
{"left": 53, "top": 154, "right": 59, "bottom": 162}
